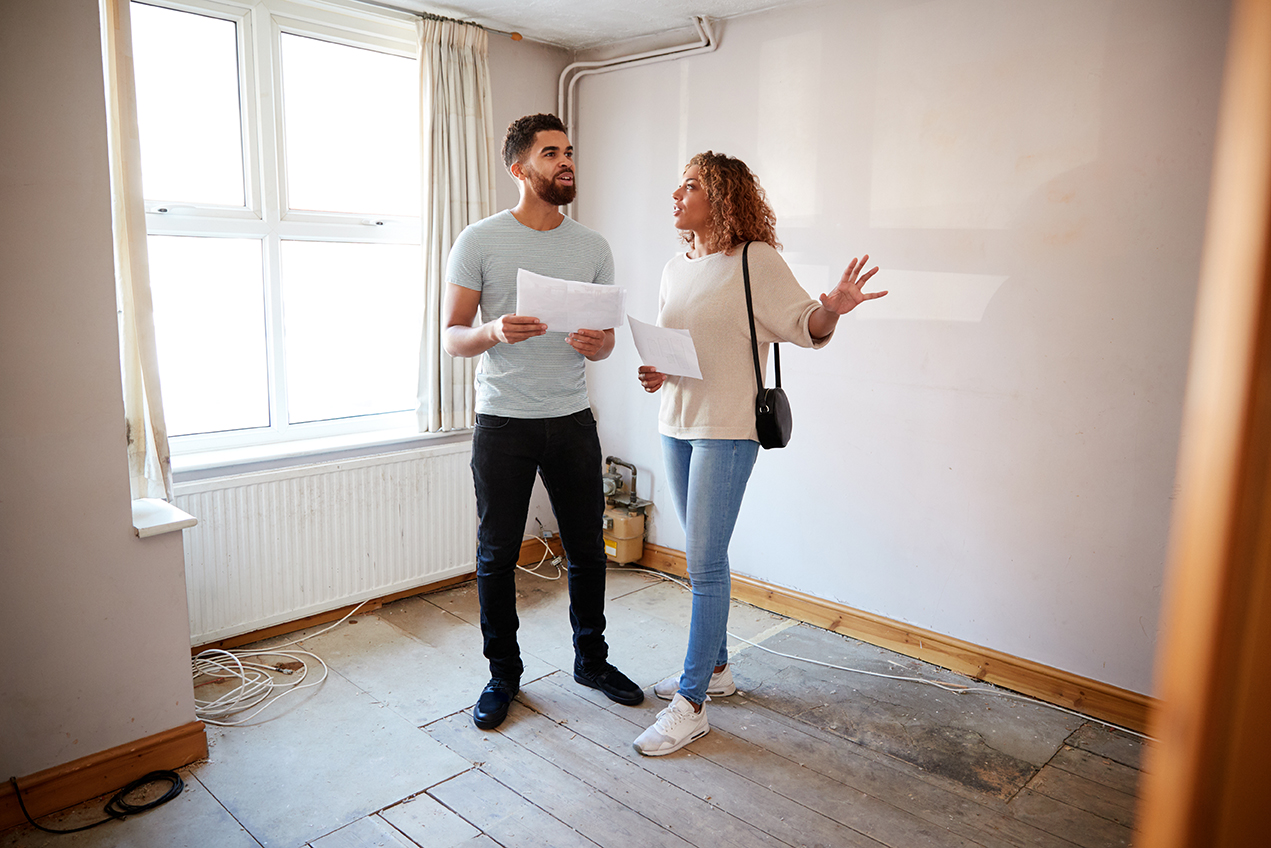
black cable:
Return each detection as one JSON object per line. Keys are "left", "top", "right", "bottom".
{"left": 8, "top": 770, "right": 184, "bottom": 835}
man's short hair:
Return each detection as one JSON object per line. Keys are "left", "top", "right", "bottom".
{"left": 502, "top": 113, "right": 567, "bottom": 170}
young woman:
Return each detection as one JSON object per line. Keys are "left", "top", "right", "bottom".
{"left": 633, "top": 151, "right": 886, "bottom": 756}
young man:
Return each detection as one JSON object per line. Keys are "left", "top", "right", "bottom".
{"left": 442, "top": 113, "right": 643, "bottom": 730}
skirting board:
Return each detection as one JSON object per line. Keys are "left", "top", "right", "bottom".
{"left": 0, "top": 720, "right": 208, "bottom": 832}
{"left": 635, "top": 543, "right": 1154, "bottom": 735}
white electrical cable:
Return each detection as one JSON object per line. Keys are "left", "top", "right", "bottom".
{"left": 618, "top": 566, "right": 1153, "bottom": 741}
{"left": 195, "top": 532, "right": 561, "bottom": 723}
{"left": 192, "top": 599, "right": 370, "bottom": 726}
{"left": 519, "top": 532, "right": 564, "bottom": 580}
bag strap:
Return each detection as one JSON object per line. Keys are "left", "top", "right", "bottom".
{"left": 741, "top": 242, "right": 781, "bottom": 390}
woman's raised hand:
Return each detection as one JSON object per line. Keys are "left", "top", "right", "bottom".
{"left": 819, "top": 255, "right": 886, "bottom": 315}
{"left": 638, "top": 365, "right": 667, "bottom": 393}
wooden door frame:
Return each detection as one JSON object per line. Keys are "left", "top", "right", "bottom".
{"left": 1136, "top": 0, "right": 1271, "bottom": 843}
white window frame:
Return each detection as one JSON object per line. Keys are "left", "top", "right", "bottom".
{"left": 137, "top": 0, "right": 428, "bottom": 461}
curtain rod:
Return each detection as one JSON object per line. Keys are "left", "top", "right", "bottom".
{"left": 357, "top": 0, "right": 523, "bottom": 40}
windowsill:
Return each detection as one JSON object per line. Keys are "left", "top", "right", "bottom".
{"left": 133, "top": 497, "right": 198, "bottom": 537}
{"left": 171, "top": 427, "right": 473, "bottom": 483}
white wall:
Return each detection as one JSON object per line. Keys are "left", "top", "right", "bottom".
{"left": 0, "top": 0, "right": 198, "bottom": 777}
{"left": 578, "top": 0, "right": 1229, "bottom": 695}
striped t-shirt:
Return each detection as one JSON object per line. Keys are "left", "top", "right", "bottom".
{"left": 446, "top": 210, "right": 616, "bottom": 418}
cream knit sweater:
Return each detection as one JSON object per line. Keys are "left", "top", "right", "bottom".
{"left": 657, "top": 242, "right": 831, "bottom": 441}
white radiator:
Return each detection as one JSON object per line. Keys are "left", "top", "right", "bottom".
{"left": 174, "top": 442, "right": 476, "bottom": 645}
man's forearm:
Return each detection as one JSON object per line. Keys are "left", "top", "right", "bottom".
{"left": 443, "top": 322, "right": 498, "bottom": 358}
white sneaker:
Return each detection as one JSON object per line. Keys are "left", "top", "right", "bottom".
{"left": 653, "top": 665, "right": 736, "bottom": 700}
{"left": 633, "top": 693, "right": 709, "bottom": 756}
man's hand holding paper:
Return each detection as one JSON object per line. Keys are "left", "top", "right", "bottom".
{"left": 516, "top": 269, "right": 626, "bottom": 333}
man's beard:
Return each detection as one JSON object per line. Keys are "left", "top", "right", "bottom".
{"left": 526, "top": 163, "right": 577, "bottom": 206}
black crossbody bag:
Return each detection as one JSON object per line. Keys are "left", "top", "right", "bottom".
{"left": 741, "top": 242, "right": 793, "bottom": 449}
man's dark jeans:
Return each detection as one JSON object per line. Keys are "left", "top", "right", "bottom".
{"left": 471, "top": 409, "right": 610, "bottom": 681}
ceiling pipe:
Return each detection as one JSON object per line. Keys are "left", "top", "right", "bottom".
{"left": 557, "top": 16, "right": 717, "bottom": 216}
{"left": 558, "top": 15, "right": 716, "bottom": 136}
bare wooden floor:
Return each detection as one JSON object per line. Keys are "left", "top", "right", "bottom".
{"left": 427, "top": 670, "right": 1138, "bottom": 848}
{"left": 2, "top": 567, "right": 1142, "bottom": 848}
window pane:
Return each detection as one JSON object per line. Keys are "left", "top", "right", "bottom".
{"left": 280, "top": 34, "right": 420, "bottom": 216}
{"left": 148, "top": 236, "right": 269, "bottom": 436}
{"left": 131, "top": 3, "right": 245, "bottom": 206}
{"left": 281, "top": 241, "right": 423, "bottom": 423}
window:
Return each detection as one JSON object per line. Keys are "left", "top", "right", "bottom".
{"left": 130, "top": 0, "right": 424, "bottom": 456}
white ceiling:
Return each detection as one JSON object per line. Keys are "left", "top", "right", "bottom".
{"left": 379, "top": 0, "right": 810, "bottom": 51}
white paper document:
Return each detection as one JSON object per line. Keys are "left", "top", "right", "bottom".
{"left": 627, "top": 314, "right": 702, "bottom": 380}
{"left": 515, "top": 269, "right": 626, "bottom": 333}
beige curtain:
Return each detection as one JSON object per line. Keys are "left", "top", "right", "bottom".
{"left": 416, "top": 16, "right": 498, "bottom": 432}
{"left": 102, "top": 0, "right": 173, "bottom": 499}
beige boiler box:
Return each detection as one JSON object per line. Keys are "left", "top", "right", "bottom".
{"left": 603, "top": 506, "right": 645, "bottom": 564}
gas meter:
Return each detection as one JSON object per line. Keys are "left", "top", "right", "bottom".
{"left": 601, "top": 456, "right": 650, "bottom": 564}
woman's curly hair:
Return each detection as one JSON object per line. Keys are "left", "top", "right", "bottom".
{"left": 684, "top": 151, "right": 780, "bottom": 255}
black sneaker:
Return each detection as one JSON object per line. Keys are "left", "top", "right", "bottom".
{"left": 574, "top": 661, "right": 645, "bottom": 706}
{"left": 473, "top": 677, "right": 519, "bottom": 729}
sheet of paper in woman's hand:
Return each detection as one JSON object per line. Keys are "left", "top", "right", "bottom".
{"left": 627, "top": 314, "right": 702, "bottom": 379}
{"left": 515, "top": 269, "right": 626, "bottom": 333}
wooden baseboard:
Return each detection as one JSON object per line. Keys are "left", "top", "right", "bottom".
{"left": 636, "top": 543, "right": 1154, "bottom": 735}
{"left": 0, "top": 720, "right": 208, "bottom": 832}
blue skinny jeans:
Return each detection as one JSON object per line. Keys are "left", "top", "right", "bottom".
{"left": 662, "top": 435, "right": 759, "bottom": 705}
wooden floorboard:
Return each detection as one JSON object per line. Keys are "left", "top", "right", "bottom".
{"left": 491, "top": 712, "right": 782, "bottom": 848}
{"left": 710, "top": 690, "right": 1021, "bottom": 812}
{"left": 428, "top": 710, "right": 703, "bottom": 848}
{"left": 1064, "top": 724, "right": 1144, "bottom": 770}
{"left": 310, "top": 815, "right": 417, "bottom": 848}
{"left": 427, "top": 768, "right": 601, "bottom": 848}
{"left": 515, "top": 677, "right": 884, "bottom": 848}
{"left": 705, "top": 695, "right": 1080, "bottom": 848}
{"left": 416, "top": 670, "right": 1144, "bottom": 848}
{"left": 1007, "top": 788, "right": 1133, "bottom": 848}
{"left": 1026, "top": 765, "right": 1136, "bottom": 828}
{"left": 727, "top": 625, "right": 1081, "bottom": 802}
{"left": 688, "top": 713, "right": 986, "bottom": 848}
{"left": 408, "top": 581, "right": 1145, "bottom": 848}
{"left": 1048, "top": 745, "right": 1141, "bottom": 796}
